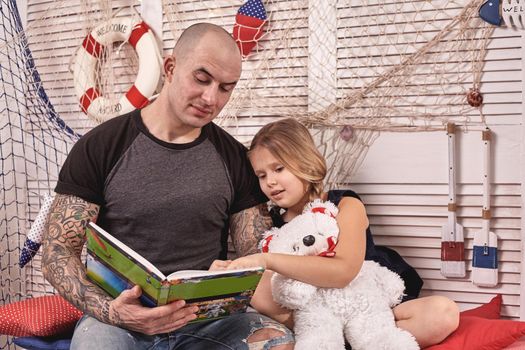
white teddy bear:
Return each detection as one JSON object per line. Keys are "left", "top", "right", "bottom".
{"left": 261, "top": 199, "right": 420, "bottom": 350}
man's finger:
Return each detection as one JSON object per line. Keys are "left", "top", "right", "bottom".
{"left": 118, "top": 285, "right": 141, "bottom": 300}
{"left": 164, "top": 308, "right": 199, "bottom": 332}
{"left": 150, "top": 306, "right": 199, "bottom": 334}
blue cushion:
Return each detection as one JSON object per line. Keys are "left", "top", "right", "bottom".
{"left": 13, "top": 336, "right": 71, "bottom": 350}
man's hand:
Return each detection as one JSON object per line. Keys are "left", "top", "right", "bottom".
{"left": 109, "top": 286, "right": 199, "bottom": 335}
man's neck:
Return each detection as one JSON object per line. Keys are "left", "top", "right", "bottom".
{"left": 141, "top": 101, "right": 201, "bottom": 144}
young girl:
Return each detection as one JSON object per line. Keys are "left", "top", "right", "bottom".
{"left": 223, "top": 118, "right": 459, "bottom": 348}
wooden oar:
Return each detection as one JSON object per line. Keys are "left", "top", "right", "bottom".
{"left": 441, "top": 123, "right": 466, "bottom": 278}
{"left": 472, "top": 128, "right": 498, "bottom": 287}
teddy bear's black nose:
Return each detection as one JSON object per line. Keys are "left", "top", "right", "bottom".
{"left": 303, "top": 235, "right": 315, "bottom": 246}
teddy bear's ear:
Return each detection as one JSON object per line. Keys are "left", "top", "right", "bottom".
{"left": 259, "top": 227, "right": 280, "bottom": 252}
{"left": 304, "top": 199, "right": 339, "bottom": 218}
{"left": 262, "top": 227, "right": 280, "bottom": 239}
{"left": 318, "top": 236, "right": 338, "bottom": 257}
{"left": 259, "top": 234, "right": 274, "bottom": 252}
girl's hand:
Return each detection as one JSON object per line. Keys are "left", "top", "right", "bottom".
{"left": 227, "top": 253, "right": 268, "bottom": 270}
{"left": 209, "top": 259, "right": 232, "bottom": 271}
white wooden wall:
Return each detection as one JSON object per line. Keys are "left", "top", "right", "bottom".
{"left": 351, "top": 128, "right": 522, "bottom": 319}
{"left": 343, "top": 20, "right": 525, "bottom": 319}
{"left": 22, "top": 1, "right": 524, "bottom": 320}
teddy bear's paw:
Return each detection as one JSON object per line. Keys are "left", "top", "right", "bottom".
{"left": 321, "top": 288, "right": 369, "bottom": 317}
{"left": 363, "top": 261, "right": 406, "bottom": 306}
{"left": 379, "top": 333, "right": 420, "bottom": 350}
{"left": 271, "top": 275, "right": 317, "bottom": 308}
{"left": 295, "top": 309, "right": 347, "bottom": 350}
{"left": 356, "top": 329, "right": 419, "bottom": 350}
{"left": 295, "top": 339, "right": 346, "bottom": 350}
{"left": 295, "top": 328, "right": 345, "bottom": 350}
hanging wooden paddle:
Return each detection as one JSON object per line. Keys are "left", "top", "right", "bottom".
{"left": 441, "top": 123, "right": 466, "bottom": 278}
{"left": 472, "top": 128, "right": 498, "bottom": 287}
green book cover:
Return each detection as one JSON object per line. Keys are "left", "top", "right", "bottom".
{"left": 85, "top": 221, "right": 264, "bottom": 322}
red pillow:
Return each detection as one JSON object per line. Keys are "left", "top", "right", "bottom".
{"left": 460, "top": 294, "right": 502, "bottom": 319}
{"left": 426, "top": 316, "right": 525, "bottom": 350}
{"left": 0, "top": 295, "right": 83, "bottom": 336}
{"left": 504, "top": 337, "right": 525, "bottom": 349}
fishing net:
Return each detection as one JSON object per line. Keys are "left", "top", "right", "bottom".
{"left": 165, "top": 0, "right": 493, "bottom": 187}
{"left": 0, "top": 0, "right": 494, "bottom": 347}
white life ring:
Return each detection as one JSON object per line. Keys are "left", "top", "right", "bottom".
{"left": 73, "top": 17, "right": 162, "bottom": 123}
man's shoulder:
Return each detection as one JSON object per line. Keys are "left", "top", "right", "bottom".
{"left": 204, "top": 122, "right": 248, "bottom": 151}
{"left": 82, "top": 111, "right": 137, "bottom": 140}
{"left": 74, "top": 111, "right": 139, "bottom": 152}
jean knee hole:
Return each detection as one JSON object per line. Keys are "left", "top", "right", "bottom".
{"left": 246, "top": 328, "right": 294, "bottom": 350}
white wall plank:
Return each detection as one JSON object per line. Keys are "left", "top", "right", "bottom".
{"left": 21, "top": 0, "right": 524, "bottom": 322}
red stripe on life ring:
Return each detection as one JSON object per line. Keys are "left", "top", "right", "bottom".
{"left": 82, "top": 34, "right": 104, "bottom": 58}
{"left": 80, "top": 87, "right": 101, "bottom": 113}
{"left": 129, "top": 21, "right": 150, "bottom": 49}
{"left": 126, "top": 84, "right": 149, "bottom": 109}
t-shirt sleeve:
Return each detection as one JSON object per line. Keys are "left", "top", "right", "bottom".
{"left": 206, "top": 124, "right": 268, "bottom": 214}
{"left": 55, "top": 112, "right": 139, "bottom": 205}
{"left": 229, "top": 143, "right": 268, "bottom": 214}
{"left": 55, "top": 131, "right": 107, "bottom": 205}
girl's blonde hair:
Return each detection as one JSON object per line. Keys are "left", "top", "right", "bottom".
{"left": 249, "top": 118, "right": 327, "bottom": 200}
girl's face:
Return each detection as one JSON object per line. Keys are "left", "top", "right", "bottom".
{"left": 249, "top": 146, "right": 309, "bottom": 214}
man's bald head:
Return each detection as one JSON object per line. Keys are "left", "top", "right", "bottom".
{"left": 173, "top": 23, "right": 241, "bottom": 62}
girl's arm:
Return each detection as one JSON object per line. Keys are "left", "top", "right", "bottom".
{"left": 228, "top": 197, "right": 369, "bottom": 288}
{"left": 250, "top": 271, "right": 294, "bottom": 329}
{"left": 210, "top": 260, "right": 294, "bottom": 328}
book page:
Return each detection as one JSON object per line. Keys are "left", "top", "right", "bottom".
{"left": 167, "top": 266, "right": 264, "bottom": 280}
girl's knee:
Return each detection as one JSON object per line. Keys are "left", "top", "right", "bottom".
{"left": 246, "top": 325, "right": 294, "bottom": 350}
{"left": 431, "top": 296, "right": 460, "bottom": 333}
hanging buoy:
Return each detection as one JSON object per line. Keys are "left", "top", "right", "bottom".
{"left": 340, "top": 125, "right": 354, "bottom": 141}
{"left": 467, "top": 88, "right": 483, "bottom": 107}
{"left": 73, "top": 17, "right": 162, "bottom": 123}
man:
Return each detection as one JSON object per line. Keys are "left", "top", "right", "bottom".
{"left": 42, "top": 23, "right": 294, "bottom": 350}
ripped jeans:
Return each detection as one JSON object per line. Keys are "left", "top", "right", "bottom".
{"left": 71, "top": 311, "right": 294, "bottom": 350}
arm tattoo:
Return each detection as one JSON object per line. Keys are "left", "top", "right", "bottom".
{"left": 230, "top": 203, "right": 272, "bottom": 257}
{"left": 42, "top": 194, "right": 116, "bottom": 324}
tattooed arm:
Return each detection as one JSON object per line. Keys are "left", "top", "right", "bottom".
{"left": 41, "top": 194, "right": 112, "bottom": 320}
{"left": 229, "top": 203, "right": 272, "bottom": 257}
{"left": 227, "top": 203, "right": 293, "bottom": 327}
{"left": 42, "top": 194, "right": 198, "bottom": 334}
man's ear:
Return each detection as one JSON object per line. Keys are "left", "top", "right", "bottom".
{"left": 164, "top": 55, "right": 175, "bottom": 80}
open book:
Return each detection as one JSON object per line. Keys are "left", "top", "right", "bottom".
{"left": 85, "top": 221, "right": 264, "bottom": 322}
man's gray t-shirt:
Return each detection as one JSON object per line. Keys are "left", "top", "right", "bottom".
{"left": 55, "top": 109, "right": 267, "bottom": 275}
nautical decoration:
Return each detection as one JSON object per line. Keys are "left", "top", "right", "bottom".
{"left": 232, "top": 0, "right": 267, "bottom": 57}
{"left": 479, "top": 0, "right": 502, "bottom": 25}
{"left": 340, "top": 125, "right": 354, "bottom": 141}
{"left": 73, "top": 17, "right": 162, "bottom": 123}
{"left": 19, "top": 194, "right": 54, "bottom": 268}
{"left": 480, "top": 0, "right": 525, "bottom": 28}
{"left": 472, "top": 128, "right": 498, "bottom": 287}
{"left": 467, "top": 88, "right": 483, "bottom": 107}
{"left": 441, "top": 123, "right": 466, "bottom": 278}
